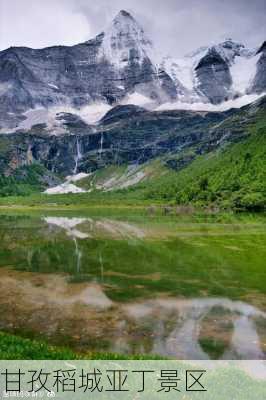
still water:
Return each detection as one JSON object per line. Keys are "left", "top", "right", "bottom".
{"left": 0, "top": 211, "right": 265, "bottom": 359}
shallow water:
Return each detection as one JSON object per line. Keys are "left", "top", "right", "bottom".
{"left": 0, "top": 212, "right": 265, "bottom": 359}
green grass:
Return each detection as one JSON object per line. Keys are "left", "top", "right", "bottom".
{"left": 0, "top": 332, "right": 80, "bottom": 359}
{"left": 0, "top": 332, "right": 163, "bottom": 360}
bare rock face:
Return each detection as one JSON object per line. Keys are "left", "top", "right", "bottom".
{"left": 195, "top": 48, "right": 232, "bottom": 104}
{"left": 162, "top": 39, "right": 265, "bottom": 105}
{"left": 250, "top": 42, "right": 266, "bottom": 94}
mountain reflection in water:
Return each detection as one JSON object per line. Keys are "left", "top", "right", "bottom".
{"left": 0, "top": 214, "right": 265, "bottom": 360}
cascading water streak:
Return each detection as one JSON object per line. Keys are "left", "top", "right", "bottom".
{"left": 74, "top": 137, "right": 82, "bottom": 174}
{"left": 99, "top": 131, "right": 104, "bottom": 158}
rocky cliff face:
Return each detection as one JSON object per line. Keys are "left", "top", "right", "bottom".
{"left": 250, "top": 42, "right": 266, "bottom": 94}
{"left": 195, "top": 48, "right": 232, "bottom": 104}
{"left": 2, "top": 97, "right": 262, "bottom": 179}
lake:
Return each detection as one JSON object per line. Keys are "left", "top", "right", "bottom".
{"left": 0, "top": 210, "right": 265, "bottom": 359}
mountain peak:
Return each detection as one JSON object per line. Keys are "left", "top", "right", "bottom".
{"left": 212, "top": 39, "right": 254, "bottom": 64}
{"left": 110, "top": 9, "right": 140, "bottom": 30}
{"left": 98, "top": 10, "right": 154, "bottom": 68}
{"left": 116, "top": 10, "right": 134, "bottom": 20}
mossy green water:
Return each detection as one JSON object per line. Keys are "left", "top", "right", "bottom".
{"left": 0, "top": 212, "right": 265, "bottom": 304}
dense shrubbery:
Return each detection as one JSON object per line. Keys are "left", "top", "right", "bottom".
{"left": 0, "top": 164, "right": 53, "bottom": 197}
{"left": 128, "top": 124, "right": 266, "bottom": 210}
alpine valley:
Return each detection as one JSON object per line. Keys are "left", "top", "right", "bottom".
{"left": 0, "top": 10, "right": 265, "bottom": 210}
{"left": 1, "top": 7, "right": 266, "bottom": 364}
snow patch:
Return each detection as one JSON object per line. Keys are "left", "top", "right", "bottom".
{"left": 230, "top": 53, "right": 260, "bottom": 94}
{"left": 162, "top": 48, "right": 206, "bottom": 92}
{"left": 122, "top": 92, "right": 152, "bottom": 107}
{"left": 44, "top": 182, "right": 86, "bottom": 195}
{"left": 213, "top": 40, "right": 247, "bottom": 65}
{"left": 44, "top": 172, "right": 91, "bottom": 195}
{"left": 77, "top": 103, "right": 112, "bottom": 125}
{"left": 11, "top": 103, "right": 112, "bottom": 134}
{"left": 96, "top": 165, "right": 147, "bottom": 191}
{"left": 156, "top": 93, "right": 265, "bottom": 112}
{"left": 48, "top": 83, "right": 59, "bottom": 90}
{"left": 161, "top": 40, "right": 258, "bottom": 101}
{"left": 66, "top": 173, "right": 90, "bottom": 182}
{"left": 18, "top": 108, "right": 51, "bottom": 131}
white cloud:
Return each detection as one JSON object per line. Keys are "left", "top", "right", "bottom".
{"left": 0, "top": 1, "right": 265, "bottom": 57}
{"left": 0, "top": 0, "right": 90, "bottom": 49}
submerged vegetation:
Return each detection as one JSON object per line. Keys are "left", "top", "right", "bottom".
{"left": 0, "top": 211, "right": 265, "bottom": 360}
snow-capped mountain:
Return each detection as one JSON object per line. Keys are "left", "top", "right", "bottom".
{"left": 0, "top": 10, "right": 178, "bottom": 132}
{"left": 162, "top": 39, "right": 262, "bottom": 105}
{"left": 97, "top": 10, "right": 156, "bottom": 68}
{"left": 0, "top": 10, "right": 265, "bottom": 133}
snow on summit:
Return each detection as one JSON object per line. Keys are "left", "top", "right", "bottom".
{"left": 162, "top": 38, "right": 263, "bottom": 105}
{"left": 0, "top": 9, "right": 265, "bottom": 131}
{"left": 98, "top": 10, "right": 156, "bottom": 67}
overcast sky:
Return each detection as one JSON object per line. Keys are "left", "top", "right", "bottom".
{"left": 1, "top": 0, "right": 265, "bottom": 57}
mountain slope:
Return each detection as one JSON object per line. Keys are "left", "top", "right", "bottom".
{"left": 0, "top": 104, "right": 234, "bottom": 177}
{"left": 114, "top": 103, "right": 266, "bottom": 210}
{"left": 1, "top": 97, "right": 265, "bottom": 210}
{"left": 0, "top": 164, "right": 60, "bottom": 197}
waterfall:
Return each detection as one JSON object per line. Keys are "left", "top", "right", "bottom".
{"left": 26, "top": 145, "right": 33, "bottom": 165}
{"left": 99, "top": 131, "right": 103, "bottom": 158}
{"left": 74, "top": 136, "right": 82, "bottom": 174}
